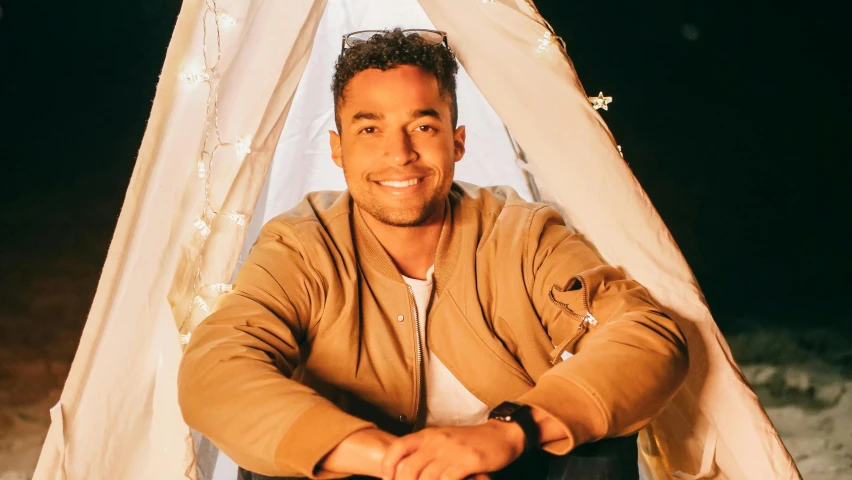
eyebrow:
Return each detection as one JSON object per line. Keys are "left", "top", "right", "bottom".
{"left": 351, "top": 111, "right": 383, "bottom": 122}
{"left": 411, "top": 108, "right": 441, "bottom": 121}
{"left": 350, "top": 108, "right": 442, "bottom": 123}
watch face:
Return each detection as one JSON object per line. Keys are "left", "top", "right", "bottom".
{"left": 490, "top": 401, "right": 522, "bottom": 421}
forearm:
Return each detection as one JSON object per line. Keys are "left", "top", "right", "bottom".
{"left": 178, "top": 312, "right": 375, "bottom": 477}
{"left": 319, "top": 428, "right": 397, "bottom": 477}
{"left": 179, "top": 349, "right": 373, "bottom": 476}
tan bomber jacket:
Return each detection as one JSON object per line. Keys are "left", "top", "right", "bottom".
{"left": 178, "top": 182, "right": 688, "bottom": 478}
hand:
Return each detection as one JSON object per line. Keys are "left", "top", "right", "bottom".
{"left": 380, "top": 420, "right": 525, "bottom": 480}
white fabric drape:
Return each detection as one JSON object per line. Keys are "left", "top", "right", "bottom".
{"left": 34, "top": 0, "right": 799, "bottom": 479}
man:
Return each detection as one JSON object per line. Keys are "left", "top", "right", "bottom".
{"left": 178, "top": 29, "right": 688, "bottom": 480}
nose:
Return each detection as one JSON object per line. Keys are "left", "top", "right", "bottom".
{"left": 385, "top": 129, "right": 417, "bottom": 166}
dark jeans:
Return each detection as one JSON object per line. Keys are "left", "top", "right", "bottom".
{"left": 238, "top": 434, "right": 639, "bottom": 480}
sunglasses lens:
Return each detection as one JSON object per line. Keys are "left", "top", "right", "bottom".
{"left": 345, "top": 30, "right": 444, "bottom": 48}
{"left": 404, "top": 30, "right": 444, "bottom": 45}
{"left": 346, "top": 31, "right": 383, "bottom": 47}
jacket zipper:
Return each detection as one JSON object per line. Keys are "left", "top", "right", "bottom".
{"left": 406, "top": 285, "right": 424, "bottom": 429}
{"left": 548, "top": 275, "right": 598, "bottom": 364}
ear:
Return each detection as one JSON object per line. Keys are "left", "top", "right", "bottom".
{"left": 329, "top": 130, "right": 343, "bottom": 168}
{"left": 453, "top": 125, "right": 466, "bottom": 163}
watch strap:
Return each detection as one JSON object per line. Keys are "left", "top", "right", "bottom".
{"left": 488, "top": 401, "right": 539, "bottom": 452}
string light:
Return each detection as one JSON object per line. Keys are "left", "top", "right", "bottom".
{"left": 176, "top": 0, "right": 254, "bottom": 349}
{"left": 516, "top": 0, "right": 565, "bottom": 55}
{"left": 589, "top": 91, "right": 613, "bottom": 111}
{"left": 182, "top": 69, "right": 212, "bottom": 85}
{"left": 234, "top": 135, "right": 252, "bottom": 158}
{"left": 216, "top": 12, "right": 236, "bottom": 26}
{"left": 513, "top": 0, "right": 626, "bottom": 169}
{"left": 537, "top": 31, "right": 555, "bottom": 52}
{"left": 192, "top": 296, "right": 212, "bottom": 315}
{"left": 193, "top": 217, "right": 212, "bottom": 238}
{"left": 204, "top": 283, "right": 233, "bottom": 293}
{"left": 223, "top": 211, "right": 247, "bottom": 226}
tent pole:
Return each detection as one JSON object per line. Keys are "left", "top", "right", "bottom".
{"left": 503, "top": 124, "right": 542, "bottom": 203}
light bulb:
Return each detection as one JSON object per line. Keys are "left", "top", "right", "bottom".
{"left": 223, "top": 212, "right": 247, "bottom": 226}
{"left": 537, "top": 32, "right": 554, "bottom": 52}
{"left": 182, "top": 69, "right": 212, "bottom": 84}
{"left": 589, "top": 92, "right": 613, "bottom": 111}
{"left": 206, "top": 283, "right": 233, "bottom": 293}
{"left": 193, "top": 217, "right": 211, "bottom": 238}
{"left": 193, "top": 295, "right": 212, "bottom": 315}
{"left": 217, "top": 12, "right": 236, "bottom": 26}
{"left": 235, "top": 135, "right": 252, "bottom": 158}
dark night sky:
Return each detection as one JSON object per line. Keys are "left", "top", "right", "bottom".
{"left": 0, "top": 1, "right": 848, "bottom": 334}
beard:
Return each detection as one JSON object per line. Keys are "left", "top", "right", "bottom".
{"left": 343, "top": 160, "right": 452, "bottom": 228}
{"left": 358, "top": 192, "right": 444, "bottom": 227}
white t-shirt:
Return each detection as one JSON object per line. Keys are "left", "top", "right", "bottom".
{"left": 402, "top": 267, "right": 491, "bottom": 427}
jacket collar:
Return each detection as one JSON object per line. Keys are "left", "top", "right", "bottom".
{"left": 351, "top": 185, "right": 464, "bottom": 297}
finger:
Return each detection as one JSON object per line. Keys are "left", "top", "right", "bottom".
{"left": 381, "top": 435, "right": 421, "bottom": 480}
{"left": 460, "top": 474, "right": 490, "bottom": 480}
{"left": 395, "top": 449, "right": 434, "bottom": 480}
{"left": 439, "top": 459, "right": 481, "bottom": 480}
{"left": 418, "top": 460, "right": 451, "bottom": 480}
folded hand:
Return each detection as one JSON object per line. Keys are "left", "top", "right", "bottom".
{"left": 380, "top": 420, "right": 525, "bottom": 480}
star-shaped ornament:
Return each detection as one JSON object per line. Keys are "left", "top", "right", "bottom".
{"left": 589, "top": 92, "right": 613, "bottom": 111}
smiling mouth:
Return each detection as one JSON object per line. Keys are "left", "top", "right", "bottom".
{"left": 375, "top": 178, "right": 424, "bottom": 188}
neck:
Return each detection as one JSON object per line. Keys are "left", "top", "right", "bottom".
{"left": 359, "top": 206, "right": 444, "bottom": 281}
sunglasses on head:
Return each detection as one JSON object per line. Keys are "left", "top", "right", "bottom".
{"left": 340, "top": 29, "right": 448, "bottom": 53}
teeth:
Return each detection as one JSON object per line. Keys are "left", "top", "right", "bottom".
{"left": 378, "top": 178, "right": 421, "bottom": 188}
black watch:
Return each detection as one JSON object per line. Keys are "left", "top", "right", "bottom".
{"left": 488, "top": 401, "right": 539, "bottom": 452}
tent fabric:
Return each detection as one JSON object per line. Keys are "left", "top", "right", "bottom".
{"left": 34, "top": 0, "right": 799, "bottom": 479}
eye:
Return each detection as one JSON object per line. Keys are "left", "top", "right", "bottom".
{"left": 416, "top": 125, "right": 436, "bottom": 133}
{"left": 359, "top": 126, "right": 377, "bottom": 134}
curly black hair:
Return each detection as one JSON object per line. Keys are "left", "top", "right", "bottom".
{"left": 331, "top": 28, "right": 459, "bottom": 133}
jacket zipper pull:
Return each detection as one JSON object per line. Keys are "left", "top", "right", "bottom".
{"left": 549, "top": 312, "right": 597, "bottom": 365}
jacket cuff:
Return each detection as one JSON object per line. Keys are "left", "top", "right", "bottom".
{"left": 274, "top": 401, "right": 376, "bottom": 478}
{"left": 515, "top": 375, "right": 609, "bottom": 455}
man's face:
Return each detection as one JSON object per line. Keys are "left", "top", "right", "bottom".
{"left": 330, "top": 65, "right": 465, "bottom": 227}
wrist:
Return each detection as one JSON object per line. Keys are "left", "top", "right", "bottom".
{"left": 486, "top": 418, "right": 527, "bottom": 456}
{"left": 488, "top": 401, "right": 539, "bottom": 452}
{"left": 529, "top": 406, "right": 569, "bottom": 445}
{"left": 320, "top": 427, "right": 395, "bottom": 477}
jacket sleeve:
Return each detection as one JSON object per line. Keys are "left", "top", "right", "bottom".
{"left": 177, "top": 220, "right": 375, "bottom": 478}
{"left": 515, "top": 206, "right": 689, "bottom": 455}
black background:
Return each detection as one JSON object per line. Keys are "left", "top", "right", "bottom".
{"left": 0, "top": 0, "right": 847, "bottom": 339}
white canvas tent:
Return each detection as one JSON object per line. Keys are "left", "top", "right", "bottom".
{"left": 34, "top": 0, "right": 800, "bottom": 478}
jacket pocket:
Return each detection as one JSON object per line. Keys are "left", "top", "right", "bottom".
{"left": 548, "top": 275, "right": 598, "bottom": 364}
